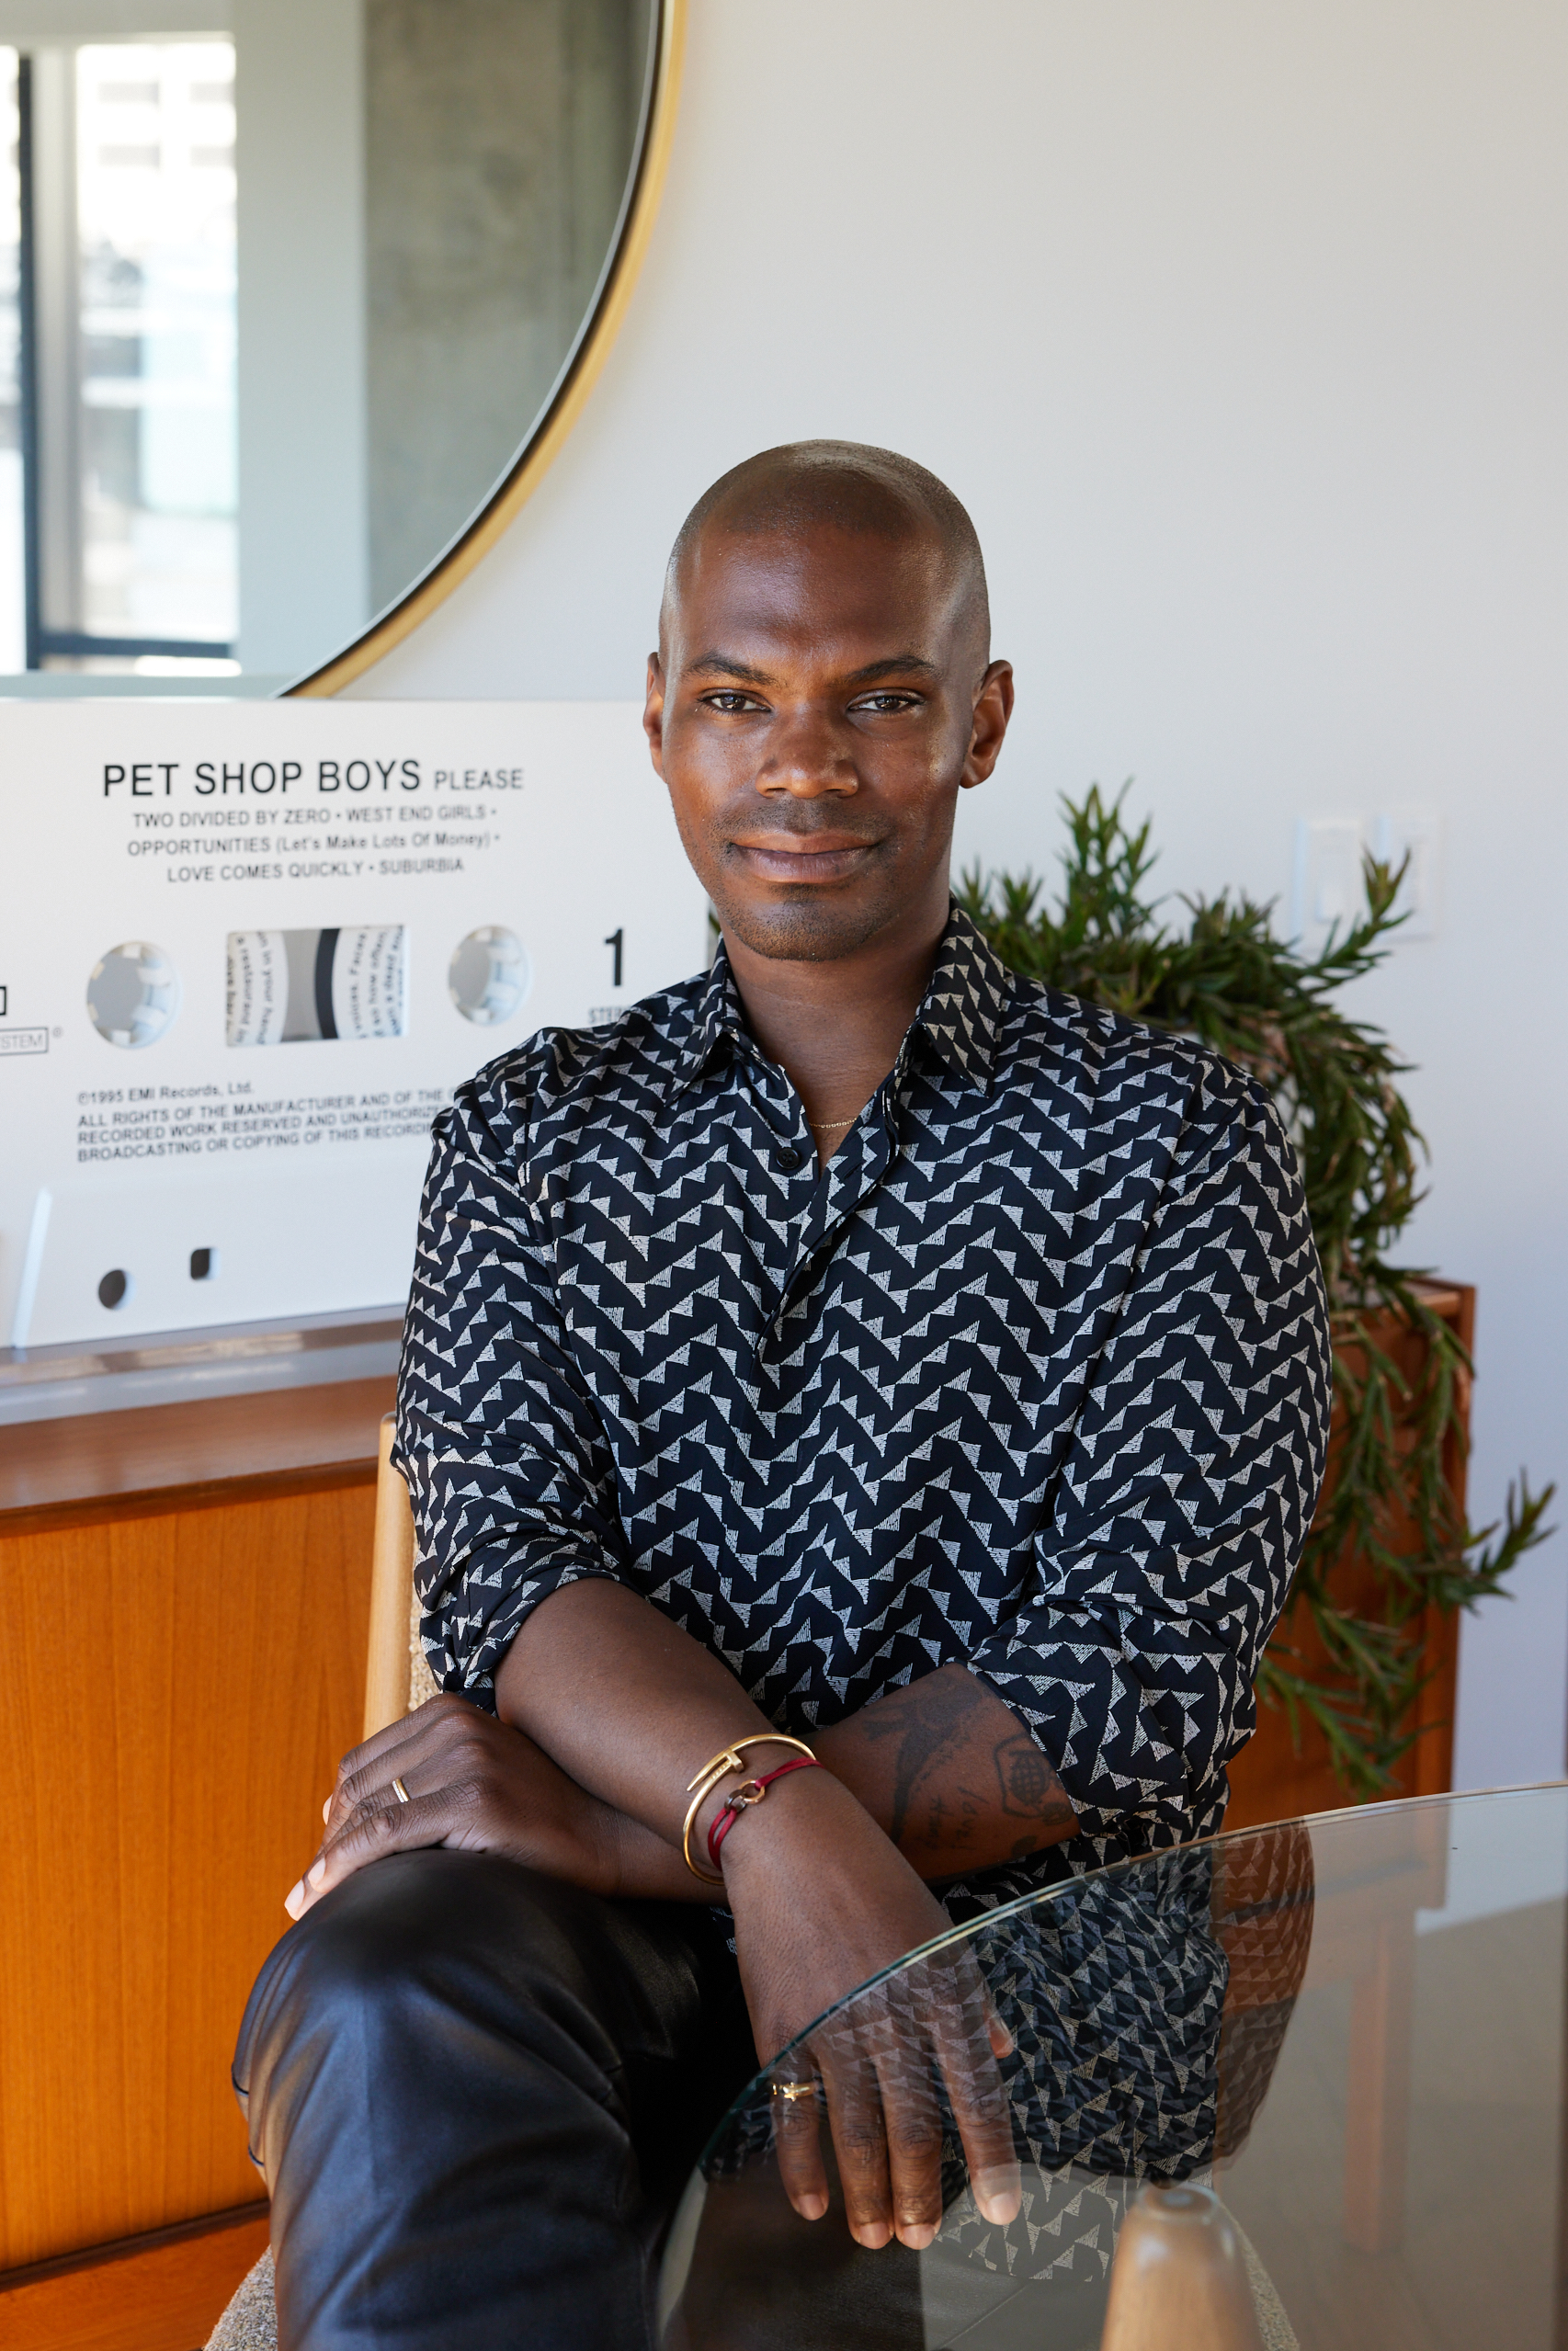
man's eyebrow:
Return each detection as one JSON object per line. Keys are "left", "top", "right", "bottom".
{"left": 684, "top": 653, "right": 773, "bottom": 684}
{"left": 844, "top": 654, "right": 938, "bottom": 685}
{"left": 682, "top": 651, "right": 940, "bottom": 687}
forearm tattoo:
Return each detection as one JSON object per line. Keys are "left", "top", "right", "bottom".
{"left": 860, "top": 1674, "right": 1074, "bottom": 1862}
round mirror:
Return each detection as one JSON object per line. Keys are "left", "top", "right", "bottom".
{"left": 0, "top": 0, "right": 672, "bottom": 697}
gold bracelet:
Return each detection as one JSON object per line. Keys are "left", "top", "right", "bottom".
{"left": 680, "top": 1734, "right": 817, "bottom": 1882}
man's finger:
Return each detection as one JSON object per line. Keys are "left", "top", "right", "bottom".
{"left": 926, "top": 1970, "right": 1019, "bottom": 2228}
{"left": 329, "top": 1697, "right": 443, "bottom": 1789}
{"left": 285, "top": 1790, "right": 450, "bottom": 1920}
{"left": 324, "top": 1699, "right": 462, "bottom": 1836}
{"left": 871, "top": 2035, "right": 946, "bottom": 2251}
{"left": 326, "top": 1692, "right": 464, "bottom": 1789}
{"left": 326, "top": 1728, "right": 425, "bottom": 1835}
{"left": 769, "top": 2074, "right": 829, "bottom": 2222}
{"left": 817, "top": 2033, "right": 894, "bottom": 2252}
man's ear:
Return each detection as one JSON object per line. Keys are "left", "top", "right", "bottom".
{"left": 643, "top": 653, "right": 667, "bottom": 778}
{"left": 960, "top": 660, "right": 1015, "bottom": 791}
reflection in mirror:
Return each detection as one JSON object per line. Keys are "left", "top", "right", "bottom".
{"left": 0, "top": 0, "right": 656, "bottom": 693}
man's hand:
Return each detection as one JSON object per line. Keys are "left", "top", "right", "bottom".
{"left": 489, "top": 1581, "right": 1042, "bottom": 2247}
{"left": 285, "top": 1695, "right": 642, "bottom": 1920}
{"left": 719, "top": 1765, "right": 1021, "bottom": 2250}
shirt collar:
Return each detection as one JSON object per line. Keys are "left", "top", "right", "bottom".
{"left": 914, "top": 905, "right": 1010, "bottom": 1092}
{"left": 673, "top": 939, "right": 748, "bottom": 1092}
{"left": 673, "top": 903, "right": 1010, "bottom": 1096}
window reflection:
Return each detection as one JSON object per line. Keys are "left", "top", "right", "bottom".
{"left": 75, "top": 41, "right": 237, "bottom": 663}
{"left": 0, "top": 52, "right": 20, "bottom": 672}
{"left": 0, "top": 5, "right": 653, "bottom": 687}
{"left": 24, "top": 39, "right": 238, "bottom": 673}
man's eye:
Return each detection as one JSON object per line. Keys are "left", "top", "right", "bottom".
{"left": 853, "top": 694, "right": 920, "bottom": 715}
{"left": 702, "top": 692, "right": 762, "bottom": 714}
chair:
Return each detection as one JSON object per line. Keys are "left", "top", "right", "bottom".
{"left": 209, "top": 1422, "right": 422, "bottom": 2351}
{"left": 363, "top": 1413, "right": 437, "bottom": 1733}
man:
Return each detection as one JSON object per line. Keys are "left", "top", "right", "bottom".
{"left": 235, "top": 442, "right": 1331, "bottom": 2349}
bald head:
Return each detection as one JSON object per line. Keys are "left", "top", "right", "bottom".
{"left": 664, "top": 440, "right": 990, "bottom": 668}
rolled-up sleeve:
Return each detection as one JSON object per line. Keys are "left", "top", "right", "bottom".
{"left": 392, "top": 1069, "right": 630, "bottom": 1707}
{"left": 969, "top": 1064, "right": 1333, "bottom": 1851}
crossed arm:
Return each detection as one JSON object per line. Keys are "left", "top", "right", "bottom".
{"left": 287, "top": 1577, "right": 1075, "bottom": 2248}
{"left": 506, "top": 1573, "right": 1076, "bottom": 1886}
{"left": 291, "top": 1571, "right": 1075, "bottom": 1953}
{"left": 291, "top": 1580, "right": 1075, "bottom": 1912}
{"left": 285, "top": 1062, "right": 1325, "bottom": 2247}
{"left": 831, "top": 1660, "right": 1075, "bottom": 1873}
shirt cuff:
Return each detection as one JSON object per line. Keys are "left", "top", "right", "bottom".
{"left": 968, "top": 1650, "right": 1156, "bottom": 1843}
{"left": 417, "top": 1552, "right": 627, "bottom": 1710}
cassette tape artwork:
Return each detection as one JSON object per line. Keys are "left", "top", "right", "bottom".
{"left": 0, "top": 701, "right": 709, "bottom": 1347}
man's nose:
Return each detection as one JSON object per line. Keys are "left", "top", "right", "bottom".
{"left": 755, "top": 704, "right": 857, "bottom": 797}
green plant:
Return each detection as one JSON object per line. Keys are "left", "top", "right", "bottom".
{"left": 959, "top": 788, "right": 1552, "bottom": 1797}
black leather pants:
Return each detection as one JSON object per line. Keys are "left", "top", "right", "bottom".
{"left": 233, "top": 1849, "right": 757, "bottom": 2351}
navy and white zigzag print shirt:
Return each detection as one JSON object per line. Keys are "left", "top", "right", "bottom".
{"left": 394, "top": 906, "right": 1332, "bottom": 1908}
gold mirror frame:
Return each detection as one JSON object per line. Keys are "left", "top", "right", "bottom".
{"left": 290, "top": 0, "right": 686, "bottom": 700}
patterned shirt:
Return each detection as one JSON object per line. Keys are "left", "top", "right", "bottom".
{"left": 394, "top": 907, "right": 1331, "bottom": 1905}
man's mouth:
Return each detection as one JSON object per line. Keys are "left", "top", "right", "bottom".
{"left": 727, "top": 835, "right": 881, "bottom": 885}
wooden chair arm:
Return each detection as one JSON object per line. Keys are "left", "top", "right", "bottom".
{"left": 363, "top": 1415, "right": 415, "bottom": 1739}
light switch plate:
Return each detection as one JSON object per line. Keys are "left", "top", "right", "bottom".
{"left": 1370, "top": 808, "right": 1441, "bottom": 940}
{"left": 1290, "top": 818, "right": 1365, "bottom": 957}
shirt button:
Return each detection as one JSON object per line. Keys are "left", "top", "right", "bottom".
{"left": 776, "top": 1146, "right": 802, "bottom": 1171}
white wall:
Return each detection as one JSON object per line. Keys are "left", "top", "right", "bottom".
{"left": 342, "top": 0, "right": 1568, "bottom": 1790}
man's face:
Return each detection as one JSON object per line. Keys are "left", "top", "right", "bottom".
{"left": 644, "top": 522, "right": 1012, "bottom": 964}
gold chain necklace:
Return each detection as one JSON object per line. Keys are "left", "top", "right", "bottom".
{"left": 808, "top": 1114, "right": 858, "bottom": 1134}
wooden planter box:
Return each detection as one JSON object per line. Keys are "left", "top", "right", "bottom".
{"left": 1225, "top": 1281, "right": 1475, "bottom": 1833}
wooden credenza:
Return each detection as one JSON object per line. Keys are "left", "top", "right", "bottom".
{"left": 0, "top": 1379, "right": 391, "bottom": 2277}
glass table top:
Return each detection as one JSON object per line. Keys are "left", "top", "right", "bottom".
{"left": 657, "top": 1784, "right": 1568, "bottom": 2350}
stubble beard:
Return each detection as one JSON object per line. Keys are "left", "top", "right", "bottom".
{"left": 708, "top": 870, "right": 906, "bottom": 966}
{"left": 670, "top": 796, "right": 957, "bottom": 966}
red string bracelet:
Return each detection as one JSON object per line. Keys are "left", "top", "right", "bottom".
{"left": 707, "top": 1756, "right": 823, "bottom": 1871}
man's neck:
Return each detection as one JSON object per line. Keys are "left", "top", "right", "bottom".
{"left": 724, "top": 895, "right": 950, "bottom": 1154}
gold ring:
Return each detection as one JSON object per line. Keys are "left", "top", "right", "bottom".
{"left": 392, "top": 1777, "right": 410, "bottom": 1805}
{"left": 771, "top": 2080, "right": 818, "bottom": 2103}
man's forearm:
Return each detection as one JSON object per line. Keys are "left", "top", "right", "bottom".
{"left": 495, "top": 1575, "right": 787, "bottom": 1867}
{"left": 814, "top": 1664, "right": 1077, "bottom": 1876}
{"left": 499, "top": 1581, "right": 1075, "bottom": 1884}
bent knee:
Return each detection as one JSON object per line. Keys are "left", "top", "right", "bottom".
{"left": 259, "top": 1849, "right": 588, "bottom": 2007}
{"left": 235, "top": 1850, "right": 616, "bottom": 2084}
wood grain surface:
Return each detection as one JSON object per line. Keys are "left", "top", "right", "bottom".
{"left": 0, "top": 1471, "right": 376, "bottom": 2272}
{"left": 1225, "top": 1283, "right": 1473, "bottom": 1831}
{"left": 0, "top": 2208, "right": 269, "bottom": 2351}
{"left": 0, "top": 1377, "right": 393, "bottom": 1532}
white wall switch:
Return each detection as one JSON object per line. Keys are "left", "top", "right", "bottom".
{"left": 1290, "top": 817, "right": 1366, "bottom": 956}
{"left": 1371, "top": 808, "right": 1441, "bottom": 940}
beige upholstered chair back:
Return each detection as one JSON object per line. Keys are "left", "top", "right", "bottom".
{"left": 364, "top": 1414, "right": 438, "bottom": 1738}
